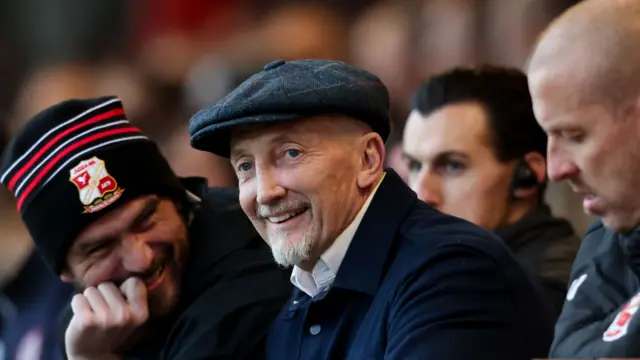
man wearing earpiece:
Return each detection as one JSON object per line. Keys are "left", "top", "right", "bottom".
{"left": 402, "top": 66, "right": 581, "bottom": 315}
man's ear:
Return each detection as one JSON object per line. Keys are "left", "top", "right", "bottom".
{"left": 524, "top": 151, "right": 547, "bottom": 184}
{"left": 512, "top": 151, "right": 547, "bottom": 199}
{"left": 356, "top": 132, "right": 386, "bottom": 189}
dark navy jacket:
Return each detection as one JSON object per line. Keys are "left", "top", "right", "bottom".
{"left": 266, "top": 170, "right": 555, "bottom": 360}
{"left": 550, "top": 219, "right": 640, "bottom": 357}
{"left": 0, "top": 250, "right": 74, "bottom": 360}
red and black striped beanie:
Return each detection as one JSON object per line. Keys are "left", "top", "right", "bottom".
{"left": 0, "top": 96, "right": 185, "bottom": 274}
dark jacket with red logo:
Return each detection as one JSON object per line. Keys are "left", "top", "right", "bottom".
{"left": 550, "top": 219, "right": 640, "bottom": 357}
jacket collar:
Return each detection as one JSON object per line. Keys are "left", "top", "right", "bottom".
{"left": 332, "top": 169, "right": 417, "bottom": 296}
{"left": 495, "top": 204, "right": 575, "bottom": 251}
{"left": 618, "top": 224, "right": 640, "bottom": 272}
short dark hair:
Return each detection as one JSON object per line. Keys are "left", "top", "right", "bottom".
{"left": 410, "top": 66, "right": 547, "bottom": 163}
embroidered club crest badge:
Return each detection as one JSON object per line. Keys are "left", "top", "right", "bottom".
{"left": 603, "top": 290, "right": 640, "bottom": 342}
{"left": 69, "top": 156, "right": 124, "bottom": 213}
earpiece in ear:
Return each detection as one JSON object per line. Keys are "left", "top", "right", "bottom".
{"left": 510, "top": 158, "right": 539, "bottom": 191}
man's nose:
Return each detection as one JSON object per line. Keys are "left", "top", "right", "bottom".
{"left": 121, "top": 235, "right": 154, "bottom": 273}
{"left": 255, "top": 166, "right": 286, "bottom": 205}
{"left": 412, "top": 170, "right": 442, "bottom": 209}
{"left": 547, "top": 140, "right": 579, "bottom": 182}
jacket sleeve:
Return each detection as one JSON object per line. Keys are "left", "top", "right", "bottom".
{"left": 549, "top": 220, "right": 611, "bottom": 357}
{"left": 385, "top": 244, "right": 551, "bottom": 360}
{"left": 163, "top": 239, "right": 292, "bottom": 360}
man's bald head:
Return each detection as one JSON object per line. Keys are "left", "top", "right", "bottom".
{"left": 528, "top": 0, "right": 640, "bottom": 107}
{"left": 526, "top": 0, "right": 640, "bottom": 233}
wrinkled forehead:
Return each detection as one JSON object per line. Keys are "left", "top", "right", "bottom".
{"left": 231, "top": 119, "right": 311, "bottom": 141}
{"left": 528, "top": 67, "right": 588, "bottom": 121}
{"left": 529, "top": 71, "right": 620, "bottom": 137}
{"left": 73, "top": 195, "right": 157, "bottom": 246}
{"left": 229, "top": 115, "right": 364, "bottom": 158}
{"left": 528, "top": 41, "right": 613, "bottom": 117}
{"left": 230, "top": 120, "right": 316, "bottom": 157}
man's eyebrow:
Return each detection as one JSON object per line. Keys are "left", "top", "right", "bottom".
{"left": 268, "top": 133, "right": 296, "bottom": 144}
{"left": 131, "top": 197, "right": 160, "bottom": 227}
{"left": 231, "top": 133, "right": 306, "bottom": 160}
{"left": 401, "top": 152, "right": 417, "bottom": 162}
{"left": 72, "top": 197, "right": 160, "bottom": 254}
{"left": 73, "top": 237, "right": 114, "bottom": 256}
{"left": 229, "top": 147, "right": 246, "bottom": 162}
{"left": 433, "top": 150, "right": 468, "bottom": 159}
{"left": 401, "top": 150, "right": 468, "bottom": 164}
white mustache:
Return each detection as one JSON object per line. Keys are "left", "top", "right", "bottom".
{"left": 257, "top": 199, "right": 310, "bottom": 218}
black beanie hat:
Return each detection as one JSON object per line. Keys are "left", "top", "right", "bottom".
{"left": 0, "top": 96, "right": 185, "bottom": 274}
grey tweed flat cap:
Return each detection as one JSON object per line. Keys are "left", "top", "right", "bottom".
{"left": 189, "top": 59, "right": 391, "bottom": 158}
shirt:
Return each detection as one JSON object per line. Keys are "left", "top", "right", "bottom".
{"left": 290, "top": 173, "right": 386, "bottom": 297}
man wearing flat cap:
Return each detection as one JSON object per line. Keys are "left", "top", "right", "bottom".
{"left": 0, "top": 96, "right": 291, "bottom": 359}
{"left": 189, "top": 59, "right": 557, "bottom": 359}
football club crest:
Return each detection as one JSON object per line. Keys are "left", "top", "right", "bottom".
{"left": 69, "top": 156, "right": 124, "bottom": 213}
{"left": 603, "top": 290, "right": 640, "bottom": 342}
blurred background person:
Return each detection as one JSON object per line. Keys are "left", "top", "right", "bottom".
{"left": 403, "top": 66, "right": 580, "bottom": 315}
{"left": 0, "top": 189, "right": 74, "bottom": 360}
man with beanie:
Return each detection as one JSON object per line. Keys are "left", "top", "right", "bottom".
{"left": 0, "top": 96, "right": 291, "bottom": 359}
{"left": 188, "top": 59, "right": 556, "bottom": 360}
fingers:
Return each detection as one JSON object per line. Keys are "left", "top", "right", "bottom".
{"left": 68, "top": 293, "right": 97, "bottom": 337}
{"left": 77, "top": 279, "right": 149, "bottom": 328}
{"left": 120, "top": 277, "right": 149, "bottom": 324}
{"left": 83, "top": 287, "right": 110, "bottom": 323}
{"left": 97, "top": 283, "right": 129, "bottom": 324}
{"left": 65, "top": 279, "right": 149, "bottom": 358}
{"left": 70, "top": 293, "right": 94, "bottom": 320}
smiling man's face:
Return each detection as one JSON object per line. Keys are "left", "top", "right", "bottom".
{"left": 62, "top": 195, "right": 189, "bottom": 317}
{"left": 230, "top": 116, "right": 383, "bottom": 269}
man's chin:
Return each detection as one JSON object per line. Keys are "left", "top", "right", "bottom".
{"left": 272, "top": 250, "right": 309, "bottom": 268}
{"left": 599, "top": 211, "right": 640, "bottom": 235}
{"left": 148, "top": 268, "right": 181, "bottom": 317}
{"left": 148, "top": 295, "right": 178, "bottom": 317}
{"left": 147, "top": 282, "right": 179, "bottom": 317}
{"left": 271, "top": 243, "right": 312, "bottom": 268}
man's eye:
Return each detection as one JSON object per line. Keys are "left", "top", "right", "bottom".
{"left": 560, "top": 130, "right": 584, "bottom": 143}
{"left": 87, "top": 243, "right": 110, "bottom": 256}
{"left": 443, "top": 161, "right": 465, "bottom": 174}
{"left": 284, "top": 149, "right": 300, "bottom": 158}
{"left": 238, "top": 162, "right": 253, "bottom": 172}
{"left": 407, "top": 159, "right": 422, "bottom": 173}
{"left": 134, "top": 215, "right": 155, "bottom": 233}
